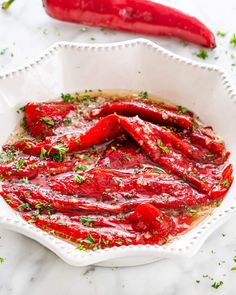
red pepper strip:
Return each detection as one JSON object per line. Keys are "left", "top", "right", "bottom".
{"left": 119, "top": 116, "right": 223, "bottom": 192}
{"left": 97, "top": 140, "right": 155, "bottom": 170}
{"left": 49, "top": 168, "right": 206, "bottom": 204}
{"left": 190, "top": 127, "right": 227, "bottom": 156}
{"left": 1, "top": 183, "right": 132, "bottom": 213}
{"left": 126, "top": 116, "right": 225, "bottom": 165}
{"left": 69, "top": 213, "right": 132, "bottom": 230}
{"left": 7, "top": 114, "right": 123, "bottom": 158}
{"left": 0, "top": 158, "right": 39, "bottom": 180}
{"left": 91, "top": 101, "right": 193, "bottom": 130}
{"left": 128, "top": 203, "right": 175, "bottom": 237}
{"left": 44, "top": 0, "right": 216, "bottom": 48}
{"left": 25, "top": 102, "right": 76, "bottom": 138}
{"left": 0, "top": 157, "right": 75, "bottom": 181}
{"left": 22, "top": 212, "right": 137, "bottom": 249}
{"left": 1, "top": 181, "right": 207, "bottom": 213}
{"left": 209, "top": 164, "right": 234, "bottom": 199}
{"left": 0, "top": 190, "right": 27, "bottom": 211}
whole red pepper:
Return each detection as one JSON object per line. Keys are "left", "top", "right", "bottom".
{"left": 43, "top": 0, "right": 216, "bottom": 48}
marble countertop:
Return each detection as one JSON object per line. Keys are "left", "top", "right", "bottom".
{"left": 0, "top": 0, "right": 236, "bottom": 294}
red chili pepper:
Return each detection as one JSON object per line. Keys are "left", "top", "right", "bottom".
{"left": 43, "top": 0, "right": 216, "bottom": 48}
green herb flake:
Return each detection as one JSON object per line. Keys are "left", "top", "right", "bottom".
{"left": 0, "top": 257, "right": 5, "bottom": 264}
{"left": 85, "top": 234, "right": 95, "bottom": 245}
{"left": 40, "top": 148, "right": 47, "bottom": 160}
{"left": 64, "top": 117, "right": 72, "bottom": 124}
{"left": 211, "top": 281, "right": 223, "bottom": 289}
{"left": 21, "top": 177, "right": 29, "bottom": 184}
{"left": 221, "top": 179, "right": 229, "bottom": 187}
{"left": 41, "top": 116, "right": 56, "bottom": 126}
{"left": 52, "top": 144, "right": 69, "bottom": 162}
{"left": 156, "top": 139, "right": 169, "bottom": 154}
{"left": 216, "top": 31, "right": 226, "bottom": 37}
{"left": 80, "top": 217, "right": 95, "bottom": 227}
{"left": 17, "top": 203, "right": 30, "bottom": 211}
{"left": 231, "top": 267, "right": 236, "bottom": 271}
{"left": 230, "top": 34, "right": 236, "bottom": 46}
{"left": 61, "top": 93, "right": 76, "bottom": 103}
{"left": 0, "top": 48, "right": 8, "bottom": 55}
{"left": 162, "top": 113, "right": 168, "bottom": 120}
{"left": 74, "top": 175, "right": 85, "bottom": 183}
{"left": 139, "top": 91, "right": 148, "bottom": 99}
{"left": 15, "top": 159, "right": 26, "bottom": 171}
{"left": 177, "top": 106, "right": 189, "bottom": 115}
{"left": 152, "top": 167, "right": 164, "bottom": 174}
{"left": 75, "top": 163, "right": 88, "bottom": 172}
{"left": 194, "top": 49, "right": 209, "bottom": 60}
{"left": 76, "top": 245, "right": 87, "bottom": 251}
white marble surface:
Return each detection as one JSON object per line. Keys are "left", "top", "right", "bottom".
{"left": 0, "top": 0, "right": 236, "bottom": 294}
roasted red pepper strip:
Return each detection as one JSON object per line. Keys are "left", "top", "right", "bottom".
{"left": 6, "top": 114, "right": 123, "bottom": 158}
{"left": 49, "top": 168, "right": 206, "bottom": 203}
{"left": 97, "top": 140, "right": 156, "bottom": 170}
{"left": 44, "top": 0, "right": 216, "bottom": 48}
{"left": 0, "top": 182, "right": 190, "bottom": 213}
{"left": 190, "top": 126, "right": 227, "bottom": 156}
{"left": 119, "top": 116, "right": 226, "bottom": 192}
{"left": 22, "top": 211, "right": 137, "bottom": 248}
{"left": 0, "top": 157, "right": 76, "bottom": 181}
{"left": 25, "top": 102, "right": 76, "bottom": 138}
{"left": 91, "top": 101, "right": 193, "bottom": 130}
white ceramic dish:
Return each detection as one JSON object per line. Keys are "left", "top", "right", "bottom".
{"left": 0, "top": 39, "right": 235, "bottom": 267}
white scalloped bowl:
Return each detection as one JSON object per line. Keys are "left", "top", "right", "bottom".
{"left": 0, "top": 39, "right": 236, "bottom": 267}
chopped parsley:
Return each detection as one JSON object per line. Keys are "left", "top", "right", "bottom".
{"left": 64, "top": 117, "right": 72, "bottom": 124}
{"left": 74, "top": 175, "right": 85, "bottom": 183}
{"left": 0, "top": 48, "right": 8, "bottom": 55}
{"left": 0, "top": 257, "right": 5, "bottom": 264}
{"left": 80, "top": 217, "right": 95, "bottom": 227}
{"left": 17, "top": 203, "right": 30, "bottom": 211}
{"left": 181, "top": 177, "right": 187, "bottom": 183}
{"left": 194, "top": 49, "right": 209, "bottom": 60}
{"left": 76, "top": 245, "right": 86, "bottom": 251}
{"left": 216, "top": 31, "right": 226, "bottom": 37}
{"left": 52, "top": 144, "right": 68, "bottom": 162}
{"left": 61, "top": 93, "right": 76, "bottom": 103}
{"left": 162, "top": 113, "right": 168, "bottom": 120}
{"left": 177, "top": 106, "right": 189, "bottom": 115}
{"left": 21, "top": 177, "right": 29, "bottom": 184}
{"left": 139, "top": 91, "right": 148, "bottom": 99}
{"left": 75, "top": 163, "right": 88, "bottom": 172}
{"left": 231, "top": 267, "right": 236, "bottom": 271}
{"left": 221, "top": 179, "right": 229, "bottom": 187}
{"left": 15, "top": 159, "right": 26, "bottom": 170}
{"left": 40, "top": 148, "right": 47, "bottom": 160}
{"left": 230, "top": 34, "right": 236, "bottom": 46}
{"left": 85, "top": 234, "right": 95, "bottom": 245}
{"left": 41, "top": 116, "right": 56, "bottom": 126}
{"left": 156, "top": 139, "right": 169, "bottom": 154}
{"left": 211, "top": 281, "right": 223, "bottom": 289}
{"left": 152, "top": 167, "right": 164, "bottom": 173}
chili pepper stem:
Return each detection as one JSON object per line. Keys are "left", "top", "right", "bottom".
{"left": 2, "top": 0, "right": 15, "bottom": 10}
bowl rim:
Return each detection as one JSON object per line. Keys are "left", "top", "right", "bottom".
{"left": 0, "top": 38, "right": 236, "bottom": 267}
